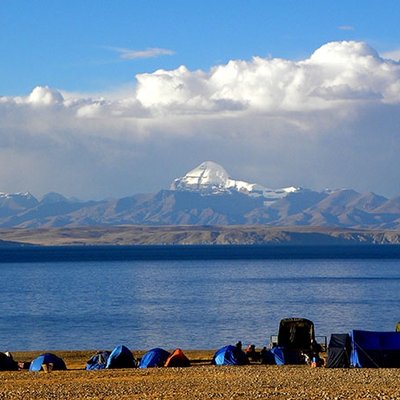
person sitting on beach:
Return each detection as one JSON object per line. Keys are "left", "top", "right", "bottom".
{"left": 245, "top": 344, "right": 259, "bottom": 362}
{"left": 309, "top": 339, "right": 323, "bottom": 367}
{"left": 235, "top": 341, "right": 242, "bottom": 351}
{"left": 260, "top": 346, "right": 267, "bottom": 358}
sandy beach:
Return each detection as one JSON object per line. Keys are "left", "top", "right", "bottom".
{"left": 1, "top": 350, "right": 400, "bottom": 399}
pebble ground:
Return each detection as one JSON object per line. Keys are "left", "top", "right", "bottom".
{"left": 1, "top": 350, "right": 399, "bottom": 399}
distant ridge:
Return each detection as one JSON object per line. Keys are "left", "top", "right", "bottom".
{"left": 1, "top": 226, "right": 400, "bottom": 246}
{"left": 0, "top": 161, "right": 399, "bottom": 229}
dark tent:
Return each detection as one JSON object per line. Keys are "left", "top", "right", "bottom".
{"left": 212, "top": 345, "right": 249, "bottom": 366}
{"left": 277, "top": 318, "right": 315, "bottom": 352}
{"left": 326, "top": 334, "right": 351, "bottom": 368}
{"left": 29, "top": 353, "right": 67, "bottom": 372}
{"left": 85, "top": 351, "right": 111, "bottom": 370}
{"left": 106, "top": 345, "right": 137, "bottom": 369}
{"left": 164, "top": 348, "right": 191, "bottom": 367}
{"left": 0, "top": 352, "right": 18, "bottom": 371}
{"left": 350, "top": 330, "right": 400, "bottom": 368}
{"left": 139, "top": 348, "right": 170, "bottom": 368}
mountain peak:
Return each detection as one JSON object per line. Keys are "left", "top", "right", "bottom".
{"left": 170, "top": 161, "right": 230, "bottom": 192}
{"left": 40, "top": 192, "right": 69, "bottom": 204}
{"left": 170, "top": 161, "right": 300, "bottom": 200}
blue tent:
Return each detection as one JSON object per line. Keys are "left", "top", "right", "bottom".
{"left": 212, "top": 345, "right": 249, "bottom": 366}
{"left": 106, "top": 345, "right": 137, "bottom": 369}
{"left": 0, "top": 352, "right": 18, "bottom": 371}
{"left": 269, "top": 347, "right": 285, "bottom": 365}
{"left": 139, "top": 348, "right": 170, "bottom": 368}
{"left": 350, "top": 330, "right": 400, "bottom": 368}
{"left": 86, "top": 351, "right": 111, "bottom": 370}
{"left": 29, "top": 353, "right": 67, "bottom": 372}
{"left": 265, "top": 347, "right": 304, "bottom": 365}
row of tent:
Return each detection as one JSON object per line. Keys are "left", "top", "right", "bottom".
{"left": 87, "top": 345, "right": 252, "bottom": 369}
{"left": 1, "top": 318, "right": 399, "bottom": 371}
{"left": 2, "top": 331, "right": 400, "bottom": 371}
{"left": 86, "top": 346, "right": 190, "bottom": 370}
{"left": 0, "top": 345, "right": 250, "bottom": 371}
{"left": 0, "top": 345, "right": 251, "bottom": 371}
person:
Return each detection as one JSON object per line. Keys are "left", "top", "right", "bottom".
{"left": 245, "top": 344, "right": 259, "bottom": 362}
{"left": 235, "top": 341, "right": 242, "bottom": 351}
{"left": 302, "top": 351, "right": 310, "bottom": 365}
{"left": 309, "top": 339, "right": 323, "bottom": 367}
{"left": 260, "top": 346, "right": 267, "bottom": 359}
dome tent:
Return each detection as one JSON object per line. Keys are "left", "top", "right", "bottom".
{"left": 164, "top": 348, "right": 190, "bottom": 367}
{"left": 29, "top": 353, "right": 67, "bottom": 372}
{"left": 212, "top": 345, "right": 249, "bottom": 366}
{"left": 139, "top": 348, "right": 170, "bottom": 368}
{"left": 106, "top": 345, "right": 137, "bottom": 369}
{"left": 86, "top": 351, "right": 111, "bottom": 370}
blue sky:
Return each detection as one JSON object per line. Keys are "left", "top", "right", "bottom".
{"left": 1, "top": 1, "right": 400, "bottom": 199}
{"left": 2, "top": 0, "right": 400, "bottom": 95}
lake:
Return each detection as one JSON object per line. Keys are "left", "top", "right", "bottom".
{"left": 0, "top": 246, "right": 399, "bottom": 351}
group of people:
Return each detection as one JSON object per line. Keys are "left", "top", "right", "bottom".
{"left": 235, "top": 340, "right": 324, "bottom": 366}
{"left": 234, "top": 341, "right": 264, "bottom": 363}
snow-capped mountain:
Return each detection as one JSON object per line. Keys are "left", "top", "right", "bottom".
{"left": 0, "top": 163, "right": 399, "bottom": 230}
{"left": 170, "top": 161, "right": 300, "bottom": 201}
{"left": 0, "top": 191, "right": 38, "bottom": 211}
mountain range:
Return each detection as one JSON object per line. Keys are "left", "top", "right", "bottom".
{"left": 1, "top": 161, "right": 400, "bottom": 230}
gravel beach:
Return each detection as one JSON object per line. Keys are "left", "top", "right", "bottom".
{"left": 1, "top": 350, "right": 400, "bottom": 399}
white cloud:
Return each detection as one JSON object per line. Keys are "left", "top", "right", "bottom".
{"left": 380, "top": 49, "right": 400, "bottom": 61}
{"left": 28, "top": 86, "right": 64, "bottom": 106}
{"left": 338, "top": 25, "right": 355, "bottom": 31}
{"left": 135, "top": 41, "right": 400, "bottom": 113}
{"left": 1, "top": 41, "right": 400, "bottom": 198}
{"left": 112, "top": 47, "right": 175, "bottom": 60}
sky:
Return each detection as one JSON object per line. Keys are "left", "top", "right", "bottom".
{"left": 1, "top": 0, "right": 400, "bottom": 199}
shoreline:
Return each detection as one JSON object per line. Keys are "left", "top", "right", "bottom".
{"left": 2, "top": 243, "right": 400, "bottom": 263}
{"left": 2, "top": 350, "right": 400, "bottom": 399}
{"left": 2, "top": 225, "right": 400, "bottom": 248}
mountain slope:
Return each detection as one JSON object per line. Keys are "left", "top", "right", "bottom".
{"left": 0, "top": 162, "right": 398, "bottom": 229}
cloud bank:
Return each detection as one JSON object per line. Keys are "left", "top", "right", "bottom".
{"left": 1, "top": 41, "right": 400, "bottom": 199}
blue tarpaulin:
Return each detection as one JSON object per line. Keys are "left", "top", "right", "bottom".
{"left": 350, "top": 330, "right": 400, "bottom": 368}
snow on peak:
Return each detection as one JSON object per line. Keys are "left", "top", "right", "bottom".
{"left": 171, "top": 161, "right": 230, "bottom": 191}
{"left": 170, "top": 161, "right": 300, "bottom": 200}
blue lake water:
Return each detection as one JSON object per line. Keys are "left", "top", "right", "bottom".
{"left": 0, "top": 248, "right": 399, "bottom": 351}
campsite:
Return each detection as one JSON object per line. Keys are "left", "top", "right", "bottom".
{"left": 2, "top": 319, "right": 400, "bottom": 399}
{"left": 1, "top": 349, "right": 400, "bottom": 399}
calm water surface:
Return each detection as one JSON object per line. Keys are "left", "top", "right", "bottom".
{"left": 0, "top": 258, "right": 399, "bottom": 350}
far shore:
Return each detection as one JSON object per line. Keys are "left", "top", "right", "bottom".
{"left": 2, "top": 225, "right": 400, "bottom": 247}
{"left": 1, "top": 350, "right": 400, "bottom": 399}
